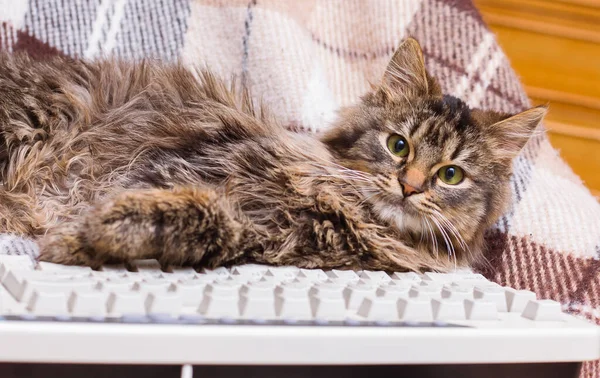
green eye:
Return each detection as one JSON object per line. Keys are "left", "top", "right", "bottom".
{"left": 387, "top": 134, "right": 409, "bottom": 157}
{"left": 437, "top": 165, "right": 464, "bottom": 185}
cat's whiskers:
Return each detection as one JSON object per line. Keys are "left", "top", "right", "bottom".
{"left": 309, "top": 173, "right": 373, "bottom": 184}
{"left": 430, "top": 215, "right": 455, "bottom": 261}
{"left": 430, "top": 210, "right": 469, "bottom": 252}
{"left": 420, "top": 208, "right": 457, "bottom": 266}
{"left": 304, "top": 154, "right": 374, "bottom": 180}
{"left": 357, "top": 190, "right": 381, "bottom": 207}
{"left": 305, "top": 162, "right": 375, "bottom": 185}
{"left": 423, "top": 217, "right": 438, "bottom": 259}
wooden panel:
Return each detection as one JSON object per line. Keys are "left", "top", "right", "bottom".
{"left": 474, "top": 0, "right": 600, "bottom": 195}
{"left": 489, "top": 26, "right": 600, "bottom": 101}
{"left": 475, "top": 0, "right": 600, "bottom": 43}
{"left": 547, "top": 132, "right": 600, "bottom": 191}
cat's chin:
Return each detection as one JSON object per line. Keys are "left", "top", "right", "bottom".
{"left": 370, "top": 199, "right": 422, "bottom": 233}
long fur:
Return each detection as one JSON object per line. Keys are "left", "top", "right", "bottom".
{"left": 0, "top": 39, "right": 545, "bottom": 272}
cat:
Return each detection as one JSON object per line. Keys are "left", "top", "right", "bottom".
{"left": 0, "top": 38, "right": 545, "bottom": 272}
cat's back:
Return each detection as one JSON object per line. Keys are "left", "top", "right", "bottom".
{"left": 0, "top": 53, "right": 287, "bottom": 226}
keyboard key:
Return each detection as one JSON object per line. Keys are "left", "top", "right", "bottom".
{"left": 357, "top": 297, "right": 398, "bottom": 320}
{"left": 451, "top": 273, "right": 487, "bottom": 282}
{"left": 133, "top": 280, "right": 175, "bottom": 295}
{"left": 230, "top": 269, "right": 264, "bottom": 282}
{"left": 189, "top": 275, "right": 216, "bottom": 284}
{"left": 422, "top": 272, "right": 456, "bottom": 283}
{"left": 431, "top": 299, "right": 466, "bottom": 320}
{"left": 177, "top": 280, "right": 210, "bottom": 307}
{"left": 423, "top": 272, "right": 487, "bottom": 283}
{"left": 145, "top": 292, "right": 183, "bottom": 315}
{"left": 464, "top": 299, "right": 498, "bottom": 320}
{"left": 473, "top": 286, "right": 508, "bottom": 312}
{"left": 417, "top": 281, "right": 444, "bottom": 290}
{"left": 358, "top": 271, "right": 392, "bottom": 283}
{"left": 521, "top": 300, "right": 564, "bottom": 321}
{"left": 297, "top": 269, "right": 328, "bottom": 282}
{"left": 205, "top": 281, "right": 242, "bottom": 297}
{"left": 376, "top": 283, "right": 410, "bottom": 299}
{"left": 198, "top": 294, "right": 239, "bottom": 318}
{"left": 343, "top": 281, "right": 378, "bottom": 310}
{"left": 264, "top": 268, "right": 298, "bottom": 282}
{"left": 36, "top": 262, "right": 92, "bottom": 275}
{"left": 441, "top": 285, "right": 473, "bottom": 301}
{"left": 391, "top": 272, "right": 421, "bottom": 282}
{"left": 239, "top": 294, "right": 276, "bottom": 318}
{"left": 3, "top": 271, "right": 98, "bottom": 302}
{"left": 0, "top": 256, "right": 34, "bottom": 279}
{"left": 90, "top": 270, "right": 127, "bottom": 280}
{"left": 310, "top": 295, "right": 346, "bottom": 320}
{"left": 68, "top": 290, "right": 109, "bottom": 316}
{"left": 240, "top": 281, "right": 276, "bottom": 298}
{"left": 505, "top": 289, "right": 537, "bottom": 313}
{"left": 231, "top": 265, "right": 268, "bottom": 280}
{"left": 101, "top": 277, "right": 137, "bottom": 292}
{"left": 309, "top": 282, "right": 345, "bottom": 299}
{"left": 231, "top": 264, "right": 269, "bottom": 274}
{"left": 325, "top": 270, "right": 360, "bottom": 283}
{"left": 203, "top": 267, "right": 230, "bottom": 279}
{"left": 397, "top": 298, "right": 433, "bottom": 321}
{"left": 275, "top": 281, "right": 312, "bottom": 298}
{"left": 106, "top": 292, "right": 146, "bottom": 315}
{"left": 27, "top": 291, "right": 69, "bottom": 315}
{"left": 168, "top": 267, "right": 198, "bottom": 276}
{"left": 275, "top": 295, "right": 312, "bottom": 320}
{"left": 409, "top": 284, "right": 441, "bottom": 300}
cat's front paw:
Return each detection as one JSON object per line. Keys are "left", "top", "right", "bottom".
{"left": 37, "top": 225, "right": 102, "bottom": 269}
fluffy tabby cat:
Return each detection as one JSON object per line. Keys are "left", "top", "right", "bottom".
{"left": 0, "top": 38, "right": 545, "bottom": 272}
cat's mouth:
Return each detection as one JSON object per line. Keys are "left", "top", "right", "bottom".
{"left": 368, "top": 194, "right": 425, "bottom": 233}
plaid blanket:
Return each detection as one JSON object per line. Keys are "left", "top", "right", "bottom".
{"left": 1, "top": 0, "right": 599, "bottom": 374}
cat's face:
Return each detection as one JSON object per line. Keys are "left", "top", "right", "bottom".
{"left": 322, "top": 38, "right": 546, "bottom": 263}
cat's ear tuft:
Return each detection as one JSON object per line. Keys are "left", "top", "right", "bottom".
{"left": 380, "top": 38, "right": 440, "bottom": 98}
{"left": 485, "top": 105, "right": 547, "bottom": 161}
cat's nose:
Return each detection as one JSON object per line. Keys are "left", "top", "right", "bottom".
{"left": 400, "top": 168, "right": 425, "bottom": 197}
{"left": 400, "top": 182, "right": 423, "bottom": 197}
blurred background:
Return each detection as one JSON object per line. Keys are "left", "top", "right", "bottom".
{"left": 474, "top": 0, "right": 600, "bottom": 199}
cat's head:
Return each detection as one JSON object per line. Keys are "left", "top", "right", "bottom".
{"left": 321, "top": 38, "right": 546, "bottom": 265}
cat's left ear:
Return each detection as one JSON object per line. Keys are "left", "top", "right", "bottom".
{"left": 482, "top": 105, "right": 547, "bottom": 161}
{"left": 380, "top": 38, "right": 442, "bottom": 98}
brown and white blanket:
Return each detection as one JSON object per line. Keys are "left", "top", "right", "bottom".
{"left": 1, "top": 0, "right": 599, "bottom": 375}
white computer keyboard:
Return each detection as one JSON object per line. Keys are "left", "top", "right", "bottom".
{"left": 0, "top": 254, "right": 597, "bottom": 368}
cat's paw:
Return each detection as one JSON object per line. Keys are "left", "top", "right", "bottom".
{"left": 37, "top": 225, "right": 103, "bottom": 269}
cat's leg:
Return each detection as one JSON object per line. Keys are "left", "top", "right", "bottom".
{"left": 38, "top": 186, "right": 258, "bottom": 269}
{"left": 253, "top": 190, "right": 445, "bottom": 273}
{"left": 263, "top": 221, "right": 437, "bottom": 273}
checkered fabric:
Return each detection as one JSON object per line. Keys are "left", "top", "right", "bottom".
{"left": 1, "top": 1, "right": 599, "bottom": 374}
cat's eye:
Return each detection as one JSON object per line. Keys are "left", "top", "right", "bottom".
{"left": 386, "top": 134, "right": 409, "bottom": 157}
{"left": 437, "top": 165, "right": 464, "bottom": 185}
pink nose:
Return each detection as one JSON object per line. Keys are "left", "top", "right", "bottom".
{"left": 400, "top": 182, "right": 422, "bottom": 197}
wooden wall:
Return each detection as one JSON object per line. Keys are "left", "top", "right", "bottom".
{"left": 474, "top": 0, "right": 600, "bottom": 198}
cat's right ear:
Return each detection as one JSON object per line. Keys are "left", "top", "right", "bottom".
{"left": 379, "top": 38, "right": 442, "bottom": 99}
